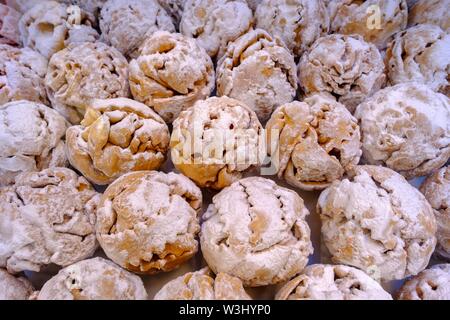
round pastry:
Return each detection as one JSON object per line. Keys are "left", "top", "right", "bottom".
{"left": 318, "top": 165, "right": 437, "bottom": 282}
{"left": 355, "top": 83, "right": 450, "bottom": 179}
{"left": 275, "top": 264, "right": 392, "bottom": 300}
{"left": 0, "top": 100, "right": 68, "bottom": 186}
{"left": 266, "top": 94, "right": 361, "bottom": 191}
{"left": 0, "top": 167, "right": 99, "bottom": 274}
{"left": 409, "top": 0, "right": 450, "bottom": 31}
{"left": 171, "top": 96, "right": 264, "bottom": 190}
{"left": 0, "top": 269, "right": 34, "bottom": 300}
{"left": 420, "top": 166, "right": 450, "bottom": 260}
{"left": 200, "top": 177, "right": 313, "bottom": 287}
{"left": 180, "top": 0, "right": 253, "bottom": 59}
{"left": 385, "top": 24, "right": 449, "bottom": 95}
{"left": 157, "top": 0, "right": 185, "bottom": 27}
{"left": 0, "top": 4, "right": 21, "bottom": 45}
{"left": 217, "top": 29, "right": 297, "bottom": 121}
{"left": 37, "top": 257, "right": 147, "bottom": 300}
{"left": 96, "top": 171, "right": 202, "bottom": 274}
{"left": 0, "top": 44, "right": 48, "bottom": 105}
{"left": 99, "top": 0, "right": 175, "bottom": 58}
{"left": 298, "top": 34, "right": 386, "bottom": 113}
{"left": 129, "top": 31, "right": 215, "bottom": 123}
{"left": 154, "top": 267, "right": 251, "bottom": 300}
{"left": 65, "top": 98, "right": 170, "bottom": 185}
{"left": 45, "top": 41, "right": 129, "bottom": 124}
{"left": 397, "top": 264, "right": 450, "bottom": 300}
{"left": 255, "top": 0, "right": 329, "bottom": 57}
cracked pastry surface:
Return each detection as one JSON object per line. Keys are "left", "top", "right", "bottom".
{"left": 37, "top": 257, "right": 147, "bottom": 300}
{"left": 157, "top": 0, "right": 185, "bottom": 27}
{"left": 180, "top": 0, "right": 253, "bottom": 59}
{"left": 0, "top": 4, "right": 21, "bottom": 45}
{"left": 154, "top": 267, "right": 252, "bottom": 300}
{"left": 66, "top": 98, "right": 170, "bottom": 185}
{"left": 355, "top": 83, "right": 450, "bottom": 179}
{"left": 409, "top": 0, "right": 450, "bottom": 31}
{"left": 200, "top": 177, "right": 313, "bottom": 287}
{"left": 275, "top": 264, "right": 392, "bottom": 300}
{"left": 96, "top": 171, "right": 202, "bottom": 274}
{"left": 171, "top": 96, "right": 264, "bottom": 190}
{"left": 45, "top": 41, "right": 129, "bottom": 124}
{"left": 217, "top": 29, "right": 297, "bottom": 121}
{"left": 255, "top": 0, "right": 330, "bottom": 57}
{"left": 298, "top": 34, "right": 386, "bottom": 113}
{"left": 318, "top": 165, "right": 437, "bottom": 281}
{"left": 99, "top": 0, "right": 175, "bottom": 58}
{"left": 0, "top": 167, "right": 99, "bottom": 274}
{"left": 0, "top": 100, "right": 68, "bottom": 186}
{"left": 266, "top": 94, "right": 361, "bottom": 191}
{"left": 0, "top": 269, "right": 34, "bottom": 300}
{"left": 129, "top": 31, "right": 215, "bottom": 123}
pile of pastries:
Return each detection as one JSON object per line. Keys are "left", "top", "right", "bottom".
{"left": 0, "top": 0, "right": 449, "bottom": 301}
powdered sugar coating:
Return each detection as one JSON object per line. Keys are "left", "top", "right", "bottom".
{"left": 0, "top": 4, "right": 21, "bottom": 45}
{"left": 409, "top": 0, "right": 450, "bottom": 31}
{"left": 158, "top": 0, "right": 185, "bottom": 27}
{"left": 0, "top": 269, "right": 34, "bottom": 300}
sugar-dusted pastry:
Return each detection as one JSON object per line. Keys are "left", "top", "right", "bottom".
{"left": 154, "top": 267, "right": 252, "bottom": 300}
{"left": 318, "top": 165, "right": 437, "bottom": 282}
{"left": 58, "top": 0, "right": 107, "bottom": 18}
{"left": 0, "top": 4, "right": 21, "bottom": 45}
{"left": 157, "top": 0, "right": 185, "bottom": 27}
{"left": 37, "top": 257, "right": 147, "bottom": 300}
{"left": 0, "top": 167, "right": 99, "bottom": 273}
{"left": 0, "top": 269, "right": 34, "bottom": 300}
{"left": 385, "top": 24, "right": 449, "bottom": 94}
{"left": 298, "top": 34, "right": 386, "bottom": 113}
{"left": 4, "top": 0, "right": 42, "bottom": 13}
{"left": 0, "top": 100, "right": 68, "bottom": 186}
{"left": 171, "top": 96, "right": 264, "bottom": 190}
{"left": 0, "top": 44, "right": 48, "bottom": 105}
{"left": 409, "top": 0, "right": 450, "bottom": 31}
{"left": 217, "top": 29, "right": 297, "bottom": 121}
{"left": 99, "top": 0, "right": 175, "bottom": 58}
{"left": 397, "top": 264, "right": 450, "bottom": 300}
{"left": 129, "top": 31, "right": 215, "bottom": 123}
{"left": 245, "top": 0, "right": 261, "bottom": 11}
{"left": 200, "top": 177, "right": 313, "bottom": 287}
{"left": 420, "top": 166, "right": 450, "bottom": 260}
{"left": 180, "top": 0, "right": 253, "bottom": 59}
{"left": 276, "top": 264, "right": 392, "bottom": 300}
{"left": 355, "top": 83, "right": 450, "bottom": 179}
{"left": 45, "top": 42, "right": 129, "bottom": 124}
{"left": 66, "top": 98, "right": 170, "bottom": 185}
{"left": 326, "top": 0, "right": 408, "bottom": 50}
{"left": 255, "top": 0, "right": 329, "bottom": 57}
{"left": 96, "top": 171, "right": 202, "bottom": 274}
{"left": 266, "top": 94, "right": 361, "bottom": 191}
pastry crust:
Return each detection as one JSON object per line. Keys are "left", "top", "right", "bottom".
{"left": 355, "top": 83, "right": 450, "bottom": 179}
{"left": 409, "top": 0, "right": 450, "bottom": 31}
{"left": 96, "top": 171, "right": 202, "bottom": 274}
{"left": 58, "top": 0, "right": 107, "bottom": 18}
{"left": 4, "top": 0, "right": 43, "bottom": 13}
{"left": 318, "top": 165, "right": 437, "bottom": 281}
{"left": 157, "top": 0, "right": 185, "bottom": 27}
{"left": 200, "top": 177, "right": 313, "bottom": 286}
{"left": 66, "top": 98, "right": 170, "bottom": 185}
{"left": 0, "top": 4, "right": 21, "bottom": 45}
{"left": 0, "top": 269, "right": 34, "bottom": 300}
{"left": 129, "top": 31, "right": 215, "bottom": 123}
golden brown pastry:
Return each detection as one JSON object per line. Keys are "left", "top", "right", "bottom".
{"left": 409, "top": 0, "right": 450, "bottom": 31}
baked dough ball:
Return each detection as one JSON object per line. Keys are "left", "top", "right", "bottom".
{"left": 129, "top": 31, "right": 215, "bottom": 123}
{"left": 298, "top": 34, "right": 386, "bottom": 113}
{"left": 200, "top": 177, "right": 313, "bottom": 286}
{"left": 37, "top": 257, "right": 147, "bottom": 300}
{"left": 180, "top": 0, "right": 253, "bottom": 59}
{"left": 0, "top": 4, "right": 21, "bottom": 45}
{"left": 397, "top": 264, "right": 450, "bottom": 300}
{"left": 318, "top": 165, "right": 437, "bottom": 282}
{"left": 157, "top": 0, "right": 185, "bottom": 27}
{"left": 275, "top": 264, "right": 392, "bottom": 300}
{"left": 66, "top": 98, "right": 170, "bottom": 185}
{"left": 99, "top": 0, "right": 175, "bottom": 58}
{"left": 0, "top": 269, "right": 34, "bottom": 300}
{"left": 96, "top": 171, "right": 202, "bottom": 274}
{"left": 266, "top": 94, "right": 361, "bottom": 191}
{"left": 45, "top": 42, "right": 129, "bottom": 124}
{"left": 255, "top": 0, "right": 329, "bottom": 57}
{"left": 171, "top": 96, "right": 264, "bottom": 190}
{"left": 154, "top": 267, "right": 251, "bottom": 300}
{"left": 355, "top": 83, "right": 450, "bottom": 179}
{"left": 420, "top": 166, "right": 450, "bottom": 260}
{"left": 409, "top": 0, "right": 450, "bottom": 31}
{"left": 217, "top": 29, "right": 297, "bottom": 121}
{"left": 326, "top": 0, "right": 408, "bottom": 50}
{"left": 0, "top": 44, "right": 48, "bottom": 105}
{"left": 385, "top": 24, "right": 450, "bottom": 95}
{"left": 0, "top": 100, "right": 68, "bottom": 186}
{"left": 0, "top": 167, "right": 99, "bottom": 274}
